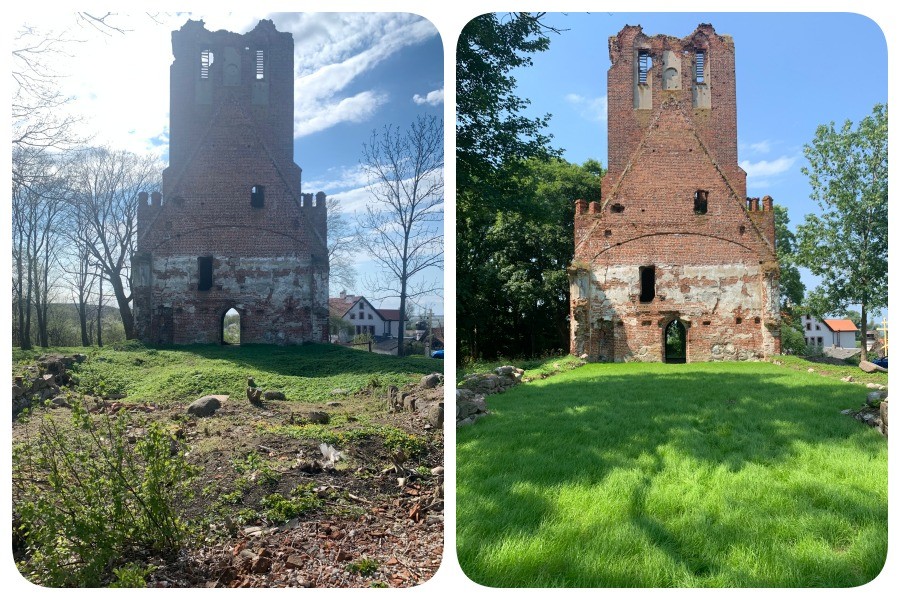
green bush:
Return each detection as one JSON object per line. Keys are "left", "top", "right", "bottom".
{"left": 780, "top": 323, "right": 808, "bottom": 355}
{"left": 13, "top": 402, "right": 199, "bottom": 586}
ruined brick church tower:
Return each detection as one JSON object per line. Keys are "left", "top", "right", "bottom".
{"left": 569, "top": 24, "right": 780, "bottom": 362}
{"left": 133, "top": 19, "right": 329, "bottom": 344}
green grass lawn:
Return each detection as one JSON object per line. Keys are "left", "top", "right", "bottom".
{"left": 457, "top": 361, "right": 887, "bottom": 587}
{"left": 13, "top": 342, "right": 436, "bottom": 405}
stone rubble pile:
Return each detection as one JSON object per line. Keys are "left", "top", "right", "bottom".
{"left": 11, "top": 353, "right": 86, "bottom": 418}
{"left": 456, "top": 365, "right": 525, "bottom": 427}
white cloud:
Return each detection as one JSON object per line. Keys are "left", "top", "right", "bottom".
{"left": 564, "top": 93, "right": 608, "bottom": 122}
{"left": 295, "top": 91, "right": 388, "bottom": 137}
{"left": 740, "top": 156, "right": 798, "bottom": 179}
{"left": 413, "top": 89, "right": 443, "bottom": 106}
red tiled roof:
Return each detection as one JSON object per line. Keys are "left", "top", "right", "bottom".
{"left": 328, "top": 296, "right": 356, "bottom": 317}
{"left": 378, "top": 309, "right": 401, "bottom": 321}
{"left": 823, "top": 319, "right": 858, "bottom": 332}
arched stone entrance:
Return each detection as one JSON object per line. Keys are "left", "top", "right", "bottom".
{"left": 664, "top": 318, "right": 687, "bottom": 363}
{"left": 222, "top": 307, "right": 241, "bottom": 345}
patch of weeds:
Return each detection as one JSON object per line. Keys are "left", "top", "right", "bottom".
{"left": 260, "top": 484, "right": 322, "bottom": 523}
{"left": 370, "top": 581, "right": 389, "bottom": 588}
{"left": 13, "top": 401, "right": 198, "bottom": 586}
{"left": 109, "top": 563, "right": 156, "bottom": 588}
{"left": 347, "top": 558, "right": 379, "bottom": 576}
{"left": 231, "top": 451, "right": 279, "bottom": 484}
{"left": 234, "top": 508, "right": 259, "bottom": 525}
{"left": 220, "top": 489, "right": 244, "bottom": 505}
{"left": 263, "top": 423, "right": 343, "bottom": 446}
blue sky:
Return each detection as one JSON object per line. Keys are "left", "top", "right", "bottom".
{"left": 13, "top": 11, "right": 444, "bottom": 315}
{"left": 508, "top": 12, "right": 887, "bottom": 319}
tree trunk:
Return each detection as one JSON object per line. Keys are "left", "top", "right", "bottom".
{"left": 860, "top": 303, "right": 868, "bottom": 363}
{"left": 97, "top": 278, "right": 104, "bottom": 347}
{"left": 108, "top": 268, "right": 136, "bottom": 339}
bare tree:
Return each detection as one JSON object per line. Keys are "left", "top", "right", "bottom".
{"left": 12, "top": 148, "right": 67, "bottom": 348}
{"left": 357, "top": 115, "right": 443, "bottom": 356}
{"left": 326, "top": 196, "right": 358, "bottom": 294}
{"left": 65, "top": 147, "right": 161, "bottom": 340}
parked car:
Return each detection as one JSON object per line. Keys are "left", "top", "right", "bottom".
{"left": 431, "top": 349, "right": 444, "bottom": 359}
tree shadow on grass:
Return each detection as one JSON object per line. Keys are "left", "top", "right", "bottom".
{"left": 456, "top": 363, "right": 887, "bottom": 586}
{"left": 139, "top": 342, "right": 437, "bottom": 378}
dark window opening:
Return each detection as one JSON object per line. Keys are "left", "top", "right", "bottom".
{"left": 250, "top": 185, "right": 265, "bottom": 208}
{"left": 201, "top": 50, "right": 214, "bottom": 79}
{"left": 639, "top": 266, "right": 656, "bottom": 303}
{"left": 694, "top": 190, "right": 708, "bottom": 215}
{"left": 611, "top": 203, "right": 625, "bottom": 213}
{"left": 641, "top": 320, "right": 651, "bottom": 327}
{"left": 197, "top": 256, "right": 213, "bottom": 291}
{"left": 754, "top": 317, "right": 761, "bottom": 324}
{"left": 222, "top": 308, "right": 240, "bottom": 345}
{"left": 255, "top": 50, "right": 265, "bottom": 80}
{"left": 702, "top": 320, "right": 711, "bottom": 326}
{"left": 736, "top": 317, "right": 743, "bottom": 325}
{"left": 739, "top": 224, "right": 746, "bottom": 235}
{"left": 817, "top": 337, "right": 823, "bottom": 346}
{"left": 604, "top": 229, "right": 612, "bottom": 237}
{"left": 638, "top": 50, "right": 652, "bottom": 84}
{"left": 806, "top": 322, "right": 811, "bottom": 330}
{"left": 695, "top": 51, "right": 706, "bottom": 83}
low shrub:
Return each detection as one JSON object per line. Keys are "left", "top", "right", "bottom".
{"left": 13, "top": 402, "right": 199, "bottom": 586}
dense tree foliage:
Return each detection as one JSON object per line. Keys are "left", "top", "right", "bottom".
{"left": 458, "top": 13, "right": 582, "bottom": 361}
{"left": 796, "top": 104, "right": 887, "bottom": 362}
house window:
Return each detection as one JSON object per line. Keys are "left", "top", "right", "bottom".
{"left": 197, "top": 256, "right": 213, "bottom": 291}
{"left": 817, "top": 337, "right": 823, "bottom": 346}
{"left": 349, "top": 314, "right": 355, "bottom": 320}
{"left": 815, "top": 324, "right": 820, "bottom": 330}
{"left": 368, "top": 314, "right": 373, "bottom": 320}
{"left": 639, "top": 266, "right": 655, "bottom": 303}
{"left": 255, "top": 50, "right": 265, "bottom": 80}
{"left": 200, "top": 50, "right": 214, "bottom": 79}
{"left": 806, "top": 323, "right": 811, "bottom": 330}
{"left": 695, "top": 50, "right": 706, "bottom": 83}
{"left": 359, "top": 311, "right": 364, "bottom": 319}
{"left": 250, "top": 185, "right": 265, "bottom": 208}
{"left": 638, "top": 50, "right": 651, "bottom": 84}
{"left": 694, "top": 190, "right": 708, "bottom": 215}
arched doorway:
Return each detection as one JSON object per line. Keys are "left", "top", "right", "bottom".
{"left": 664, "top": 319, "right": 687, "bottom": 363}
{"left": 222, "top": 308, "right": 241, "bottom": 345}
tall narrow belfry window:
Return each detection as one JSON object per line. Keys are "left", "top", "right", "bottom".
{"left": 198, "top": 256, "right": 213, "bottom": 291}
{"left": 255, "top": 50, "right": 265, "bottom": 80}
{"left": 694, "top": 190, "right": 709, "bottom": 214}
{"left": 250, "top": 185, "right": 265, "bottom": 208}
{"left": 639, "top": 266, "right": 656, "bottom": 303}
{"left": 638, "top": 50, "right": 651, "bottom": 84}
{"left": 695, "top": 50, "right": 706, "bottom": 83}
{"left": 200, "top": 50, "right": 214, "bottom": 79}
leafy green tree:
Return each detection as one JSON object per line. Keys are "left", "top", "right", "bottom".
{"left": 467, "top": 157, "right": 602, "bottom": 359}
{"left": 773, "top": 205, "right": 805, "bottom": 312}
{"left": 456, "top": 13, "right": 562, "bottom": 360}
{"left": 796, "top": 104, "right": 887, "bottom": 362}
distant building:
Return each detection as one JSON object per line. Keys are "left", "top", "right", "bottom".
{"left": 328, "top": 291, "right": 400, "bottom": 341}
{"left": 800, "top": 314, "right": 858, "bottom": 349}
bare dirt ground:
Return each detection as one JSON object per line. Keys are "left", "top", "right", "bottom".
{"left": 12, "top": 374, "right": 444, "bottom": 588}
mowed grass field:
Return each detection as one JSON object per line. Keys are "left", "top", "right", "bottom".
{"left": 457, "top": 361, "right": 887, "bottom": 587}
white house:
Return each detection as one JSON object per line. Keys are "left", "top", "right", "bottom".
{"left": 328, "top": 291, "right": 400, "bottom": 341}
{"left": 800, "top": 314, "right": 858, "bottom": 349}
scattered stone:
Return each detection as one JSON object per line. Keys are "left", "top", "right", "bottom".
{"left": 335, "top": 549, "right": 352, "bottom": 562}
{"left": 807, "top": 368, "right": 815, "bottom": 373}
{"left": 431, "top": 466, "right": 444, "bottom": 476}
{"left": 187, "top": 395, "right": 222, "bottom": 417}
{"left": 859, "top": 360, "right": 888, "bottom": 374}
{"left": 285, "top": 555, "right": 304, "bottom": 569}
{"left": 425, "top": 403, "right": 443, "bottom": 428}
{"left": 866, "top": 391, "right": 888, "bottom": 408}
{"left": 262, "top": 390, "right": 286, "bottom": 401}
{"left": 420, "top": 373, "right": 442, "bottom": 389}
{"left": 840, "top": 375, "right": 854, "bottom": 382}
{"left": 330, "top": 388, "right": 349, "bottom": 395}
{"left": 865, "top": 383, "right": 887, "bottom": 390}
{"left": 880, "top": 400, "right": 888, "bottom": 437}
{"left": 49, "top": 396, "right": 71, "bottom": 409}
{"left": 841, "top": 409, "right": 854, "bottom": 415}
{"left": 298, "top": 411, "right": 329, "bottom": 425}
{"left": 250, "top": 555, "right": 272, "bottom": 574}
{"left": 326, "top": 401, "right": 342, "bottom": 407}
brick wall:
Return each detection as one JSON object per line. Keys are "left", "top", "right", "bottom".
{"left": 571, "top": 24, "right": 780, "bottom": 363}
{"left": 134, "top": 20, "right": 328, "bottom": 345}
